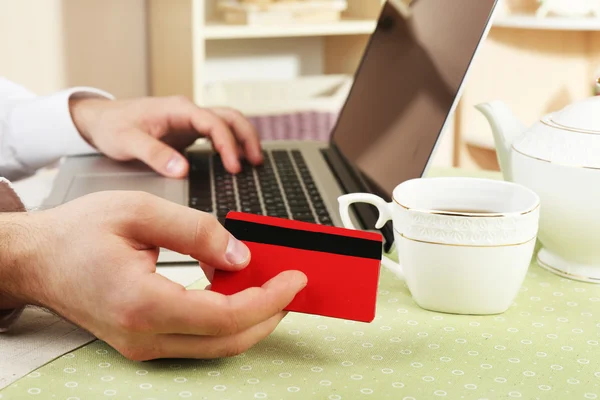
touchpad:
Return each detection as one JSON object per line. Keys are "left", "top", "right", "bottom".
{"left": 65, "top": 173, "right": 185, "bottom": 205}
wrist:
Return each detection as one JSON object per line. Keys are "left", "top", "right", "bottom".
{"left": 69, "top": 96, "right": 108, "bottom": 147}
{"left": 0, "top": 213, "right": 43, "bottom": 309}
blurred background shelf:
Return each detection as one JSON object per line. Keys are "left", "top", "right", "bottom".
{"left": 494, "top": 14, "right": 600, "bottom": 31}
{"left": 204, "top": 19, "right": 377, "bottom": 39}
{"left": 453, "top": 0, "right": 600, "bottom": 171}
{"left": 148, "top": 0, "right": 386, "bottom": 105}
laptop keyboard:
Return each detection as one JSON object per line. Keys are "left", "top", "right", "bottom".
{"left": 187, "top": 149, "right": 333, "bottom": 226}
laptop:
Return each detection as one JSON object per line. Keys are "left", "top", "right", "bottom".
{"left": 44, "top": 0, "right": 498, "bottom": 263}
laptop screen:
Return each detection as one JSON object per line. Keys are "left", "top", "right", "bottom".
{"left": 330, "top": 0, "right": 497, "bottom": 198}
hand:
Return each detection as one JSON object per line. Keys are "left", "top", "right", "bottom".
{"left": 1, "top": 192, "right": 307, "bottom": 360}
{"left": 69, "top": 96, "right": 263, "bottom": 177}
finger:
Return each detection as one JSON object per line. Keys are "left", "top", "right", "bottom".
{"left": 156, "top": 97, "right": 242, "bottom": 173}
{"left": 210, "top": 107, "right": 263, "bottom": 165}
{"left": 152, "top": 311, "right": 286, "bottom": 359}
{"left": 121, "top": 194, "right": 249, "bottom": 270}
{"left": 138, "top": 269, "right": 306, "bottom": 336}
{"left": 199, "top": 262, "right": 215, "bottom": 282}
{"left": 183, "top": 105, "right": 241, "bottom": 173}
{"left": 122, "top": 128, "right": 189, "bottom": 178}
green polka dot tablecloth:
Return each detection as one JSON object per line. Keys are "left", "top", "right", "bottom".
{"left": 1, "top": 168, "right": 599, "bottom": 399}
{"left": 2, "top": 250, "right": 600, "bottom": 400}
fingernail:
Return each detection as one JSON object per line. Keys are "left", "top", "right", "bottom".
{"left": 166, "top": 154, "right": 186, "bottom": 175}
{"left": 226, "top": 234, "right": 250, "bottom": 266}
{"left": 283, "top": 270, "right": 308, "bottom": 289}
{"left": 229, "top": 153, "right": 241, "bottom": 169}
{"left": 296, "top": 272, "right": 308, "bottom": 288}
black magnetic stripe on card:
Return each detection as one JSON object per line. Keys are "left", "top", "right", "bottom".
{"left": 224, "top": 219, "right": 382, "bottom": 260}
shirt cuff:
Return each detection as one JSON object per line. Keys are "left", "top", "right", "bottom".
{"left": 8, "top": 87, "right": 114, "bottom": 172}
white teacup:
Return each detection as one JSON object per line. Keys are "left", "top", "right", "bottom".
{"left": 338, "top": 177, "right": 540, "bottom": 315}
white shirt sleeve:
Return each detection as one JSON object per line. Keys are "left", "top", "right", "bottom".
{"left": 0, "top": 78, "right": 114, "bottom": 181}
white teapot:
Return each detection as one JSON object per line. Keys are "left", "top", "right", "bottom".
{"left": 476, "top": 95, "right": 600, "bottom": 283}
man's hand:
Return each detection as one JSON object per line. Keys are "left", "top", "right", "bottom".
{"left": 69, "top": 96, "right": 263, "bottom": 177}
{"left": 0, "top": 192, "right": 306, "bottom": 360}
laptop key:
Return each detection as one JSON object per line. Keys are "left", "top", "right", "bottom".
{"left": 289, "top": 199, "right": 309, "bottom": 208}
{"left": 240, "top": 191, "right": 257, "bottom": 199}
{"left": 319, "top": 216, "right": 332, "bottom": 225}
{"left": 264, "top": 198, "right": 279, "bottom": 207}
{"left": 291, "top": 208, "right": 311, "bottom": 216}
{"left": 284, "top": 185, "right": 302, "bottom": 192}
{"left": 316, "top": 208, "right": 330, "bottom": 217}
{"left": 217, "top": 193, "right": 234, "bottom": 201}
{"left": 263, "top": 193, "right": 282, "bottom": 201}
{"left": 238, "top": 184, "right": 256, "bottom": 192}
{"left": 314, "top": 204, "right": 327, "bottom": 212}
{"left": 240, "top": 198, "right": 259, "bottom": 206}
{"left": 312, "top": 196, "right": 325, "bottom": 205}
{"left": 286, "top": 194, "right": 306, "bottom": 202}
{"left": 297, "top": 217, "right": 317, "bottom": 223}
{"left": 293, "top": 212, "right": 314, "bottom": 220}
{"left": 224, "top": 201, "right": 236, "bottom": 208}
{"left": 266, "top": 204, "right": 287, "bottom": 212}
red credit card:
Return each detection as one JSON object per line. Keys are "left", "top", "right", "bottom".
{"left": 210, "top": 211, "right": 383, "bottom": 323}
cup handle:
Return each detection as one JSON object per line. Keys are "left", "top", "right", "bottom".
{"left": 337, "top": 193, "right": 404, "bottom": 279}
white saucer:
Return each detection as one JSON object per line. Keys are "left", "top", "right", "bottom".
{"left": 537, "top": 248, "right": 600, "bottom": 284}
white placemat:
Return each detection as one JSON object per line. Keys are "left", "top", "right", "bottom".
{"left": 0, "top": 308, "right": 94, "bottom": 389}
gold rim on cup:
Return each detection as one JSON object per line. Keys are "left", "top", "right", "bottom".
{"left": 392, "top": 198, "right": 540, "bottom": 218}
{"left": 395, "top": 231, "right": 537, "bottom": 248}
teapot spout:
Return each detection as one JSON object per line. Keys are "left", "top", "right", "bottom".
{"left": 475, "top": 101, "right": 525, "bottom": 181}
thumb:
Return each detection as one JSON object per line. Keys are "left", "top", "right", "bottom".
{"left": 121, "top": 193, "right": 250, "bottom": 271}
{"left": 123, "top": 128, "right": 189, "bottom": 178}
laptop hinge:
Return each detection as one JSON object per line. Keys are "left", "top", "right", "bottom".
{"left": 320, "top": 144, "right": 394, "bottom": 253}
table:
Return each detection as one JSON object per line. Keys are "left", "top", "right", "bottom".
{"left": 2, "top": 168, "right": 600, "bottom": 399}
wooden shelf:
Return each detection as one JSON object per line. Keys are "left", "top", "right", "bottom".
{"left": 204, "top": 19, "right": 377, "bottom": 40}
{"left": 493, "top": 14, "right": 600, "bottom": 31}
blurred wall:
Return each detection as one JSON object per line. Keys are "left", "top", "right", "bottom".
{"left": 0, "top": 0, "right": 148, "bottom": 98}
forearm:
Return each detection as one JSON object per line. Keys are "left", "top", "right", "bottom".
{"left": 0, "top": 212, "right": 38, "bottom": 310}
{"left": 0, "top": 213, "right": 31, "bottom": 331}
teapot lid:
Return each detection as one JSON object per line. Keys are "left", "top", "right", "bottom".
{"left": 548, "top": 95, "right": 600, "bottom": 134}
{"left": 513, "top": 93, "right": 600, "bottom": 169}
